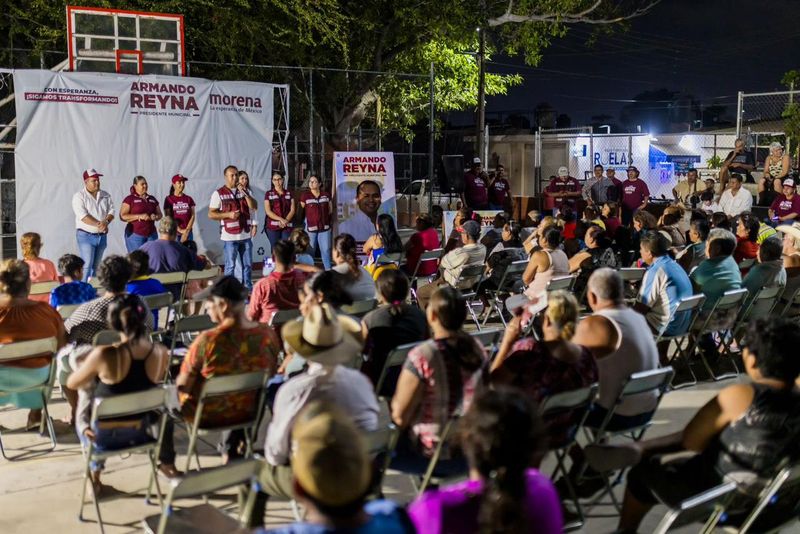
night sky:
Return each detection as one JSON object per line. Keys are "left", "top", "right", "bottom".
{"left": 448, "top": 0, "right": 800, "bottom": 129}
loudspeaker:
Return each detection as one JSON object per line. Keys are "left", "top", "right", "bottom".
{"left": 439, "top": 155, "right": 465, "bottom": 193}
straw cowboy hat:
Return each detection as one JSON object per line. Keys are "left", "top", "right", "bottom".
{"left": 281, "top": 303, "right": 363, "bottom": 366}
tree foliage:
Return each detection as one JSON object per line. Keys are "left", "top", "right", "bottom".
{"left": 2, "top": 0, "right": 650, "bottom": 140}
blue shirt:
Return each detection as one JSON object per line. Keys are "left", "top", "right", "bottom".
{"left": 639, "top": 255, "right": 693, "bottom": 336}
{"left": 126, "top": 277, "right": 168, "bottom": 324}
{"left": 295, "top": 253, "right": 315, "bottom": 266}
{"left": 49, "top": 280, "right": 97, "bottom": 308}
{"left": 262, "top": 500, "right": 411, "bottom": 534}
{"left": 690, "top": 255, "right": 742, "bottom": 311}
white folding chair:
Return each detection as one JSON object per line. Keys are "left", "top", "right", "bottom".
{"left": 374, "top": 251, "right": 403, "bottom": 266}
{"left": 620, "top": 267, "right": 646, "bottom": 303}
{"left": 181, "top": 267, "right": 221, "bottom": 304}
{"left": 0, "top": 337, "right": 59, "bottom": 459}
{"left": 653, "top": 482, "right": 737, "bottom": 534}
{"left": 409, "top": 248, "right": 444, "bottom": 304}
{"left": 457, "top": 264, "right": 487, "bottom": 330}
{"left": 57, "top": 303, "right": 82, "bottom": 320}
{"left": 79, "top": 387, "right": 169, "bottom": 533}
{"left": 732, "top": 285, "right": 783, "bottom": 345}
{"left": 142, "top": 458, "right": 263, "bottom": 534}
{"left": 655, "top": 294, "right": 706, "bottom": 388}
{"left": 29, "top": 280, "right": 60, "bottom": 297}
{"left": 183, "top": 371, "right": 269, "bottom": 472}
{"left": 546, "top": 274, "right": 576, "bottom": 293}
{"left": 142, "top": 292, "right": 176, "bottom": 338}
{"left": 539, "top": 384, "right": 599, "bottom": 529}
{"left": 92, "top": 329, "right": 121, "bottom": 346}
{"left": 373, "top": 341, "right": 420, "bottom": 396}
{"left": 340, "top": 299, "right": 378, "bottom": 318}
{"left": 723, "top": 462, "right": 800, "bottom": 533}
{"left": 691, "top": 288, "right": 749, "bottom": 381}
{"left": 469, "top": 328, "right": 502, "bottom": 361}
{"left": 775, "top": 284, "right": 800, "bottom": 318}
{"left": 168, "top": 314, "right": 217, "bottom": 361}
{"left": 481, "top": 258, "right": 528, "bottom": 327}
{"left": 737, "top": 258, "right": 756, "bottom": 271}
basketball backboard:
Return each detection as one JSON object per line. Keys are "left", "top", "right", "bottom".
{"left": 67, "top": 6, "right": 185, "bottom": 76}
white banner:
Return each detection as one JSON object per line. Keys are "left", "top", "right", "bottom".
{"left": 13, "top": 69, "right": 285, "bottom": 263}
{"left": 333, "top": 151, "right": 397, "bottom": 244}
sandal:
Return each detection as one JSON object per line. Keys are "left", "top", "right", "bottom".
{"left": 158, "top": 463, "right": 183, "bottom": 479}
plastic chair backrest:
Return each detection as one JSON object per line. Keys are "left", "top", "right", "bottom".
{"left": 340, "top": 299, "right": 378, "bottom": 317}
{"left": 620, "top": 367, "right": 674, "bottom": 398}
{"left": 142, "top": 292, "right": 174, "bottom": 310}
{"left": 470, "top": 328, "right": 502, "bottom": 350}
{"left": 738, "top": 258, "right": 756, "bottom": 270}
{"left": 539, "top": 384, "right": 598, "bottom": 418}
{"left": 619, "top": 267, "right": 646, "bottom": 283}
{"left": 0, "top": 337, "right": 58, "bottom": 363}
{"left": 547, "top": 274, "right": 575, "bottom": 292}
{"left": 150, "top": 272, "right": 187, "bottom": 285}
{"left": 375, "top": 252, "right": 402, "bottom": 265}
{"left": 714, "top": 288, "right": 749, "bottom": 310}
{"left": 186, "top": 267, "right": 221, "bottom": 282}
{"left": 375, "top": 341, "right": 420, "bottom": 393}
{"left": 744, "top": 285, "right": 783, "bottom": 320}
{"left": 674, "top": 294, "right": 706, "bottom": 313}
{"left": 57, "top": 303, "right": 81, "bottom": 319}
{"left": 29, "top": 280, "right": 60, "bottom": 295}
{"left": 92, "top": 387, "right": 166, "bottom": 422}
{"left": 174, "top": 314, "right": 216, "bottom": 335}
{"left": 93, "top": 329, "right": 122, "bottom": 346}
{"left": 269, "top": 308, "right": 301, "bottom": 327}
{"left": 200, "top": 371, "right": 266, "bottom": 397}
{"left": 169, "top": 458, "right": 262, "bottom": 500}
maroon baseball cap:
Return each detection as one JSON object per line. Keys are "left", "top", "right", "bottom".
{"left": 171, "top": 174, "right": 189, "bottom": 184}
{"left": 82, "top": 168, "right": 103, "bottom": 180}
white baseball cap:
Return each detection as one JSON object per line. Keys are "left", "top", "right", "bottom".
{"left": 558, "top": 166, "right": 569, "bottom": 177}
{"left": 472, "top": 157, "right": 482, "bottom": 165}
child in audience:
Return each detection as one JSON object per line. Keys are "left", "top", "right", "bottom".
{"left": 289, "top": 227, "right": 315, "bottom": 266}
{"left": 50, "top": 254, "right": 97, "bottom": 308}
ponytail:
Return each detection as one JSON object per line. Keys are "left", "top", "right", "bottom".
{"left": 478, "top": 466, "right": 527, "bottom": 533}
{"left": 333, "top": 233, "right": 360, "bottom": 281}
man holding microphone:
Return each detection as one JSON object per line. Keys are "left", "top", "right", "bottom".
{"left": 72, "top": 168, "right": 114, "bottom": 281}
{"left": 208, "top": 165, "right": 257, "bottom": 290}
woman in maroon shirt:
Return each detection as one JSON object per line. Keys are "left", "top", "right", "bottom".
{"left": 299, "top": 174, "right": 333, "bottom": 269}
{"left": 264, "top": 172, "right": 296, "bottom": 251}
{"left": 163, "top": 174, "right": 196, "bottom": 242}
{"left": 121, "top": 175, "right": 162, "bottom": 252}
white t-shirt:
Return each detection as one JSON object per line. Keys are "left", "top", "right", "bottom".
{"left": 719, "top": 188, "right": 753, "bottom": 218}
{"left": 72, "top": 188, "right": 115, "bottom": 233}
{"left": 209, "top": 189, "right": 249, "bottom": 242}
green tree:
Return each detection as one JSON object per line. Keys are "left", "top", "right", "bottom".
{"left": 782, "top": 69, "right": 800, "bottom": 159}
{"left": 2, "top": 0, "right": 657, "bottom": 143}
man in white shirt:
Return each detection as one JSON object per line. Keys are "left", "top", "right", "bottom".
{"left": 338, "top": 180, "right": 383, "bottom": 243}
{"left": 208, "top": 165, "right": 257, "bottom": 290}
{"left": 718, "top": 173, "right": 753, "bottom": 218}
{"left": 71, "top": 168, "right": 115, "bottom": 281}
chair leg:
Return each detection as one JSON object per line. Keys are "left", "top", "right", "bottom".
{"left": 41, "top": 395, "right": 58, "bottom": 452}
{"left": 0, "top": 430, "right": 7, "bottom": 460}
{"left": 78, "top": 463, "right": 91, "bottom": 522}
{"left": 467, "top": 302, "right": 482, "bottom": 331}
{"left": 145, "top": 449, "right": 165, "bottom": 508}
{"left": 185, "top": 427, "right": 198, "bottom": 472}
{"left": 552, "top": 450, "right": 585, "bottom": 529}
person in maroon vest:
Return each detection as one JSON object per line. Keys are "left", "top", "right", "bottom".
{"left": 163, "top": 174, "right": 196, "bottom": 243}
{"left": 300, "top": 173, "right": 333, "bottom": 269}
{"left": 488, "top": 164, "right": 512, "bottom": 211}
{"left": 264, "top": 172, "right": 296, "bottom": 252}
{"left": 462, "top": 157, "right": 489, "bottom": 209}
{"left": 208, "top": 165, "right": 257, "bottom": 290}
{"left": 120, "top": 175, "right": 162, "bottom": 252}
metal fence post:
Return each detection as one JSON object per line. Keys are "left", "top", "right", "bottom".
{"left": 428, "top": 62, "right": 435, "bottom": 214}
{"left": 308, "top": 68, "right": 314, "bottom": 171}
{"left": 736, "top": 91, "right": 743, "bottom": 138}
{"left": 320, "top": 125, "right": 325, "bottom": 185}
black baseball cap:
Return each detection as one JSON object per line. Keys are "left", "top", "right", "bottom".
{"left": 195, "top": 275, "right": 248, "bottom": 302}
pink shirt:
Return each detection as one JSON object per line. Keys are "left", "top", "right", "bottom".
{"left": 247, "top": 270, "right": 306, "bottom": 324}
{"left": 25, "top": 258, "right": 58, "bottom": 303}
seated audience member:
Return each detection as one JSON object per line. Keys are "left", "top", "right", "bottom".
{"left": 139, "top": 216, "right": 204, "bottom": 274}
{"left": 769, "top": 177, "right": 800, "bottom": 224}
{"left": 409, "top": 388, "right": 563, "bottom": 534}
{"left": 742, "top": 235, "right": 786, "bottom": 297}
{"left": 757, "top": 220, "right": 777, "bottom": 244}
{"left": 403, "top": 213, "right": 441, "bottom": 278}
{"left": 657, "top": 207, "right": 686, "bottom": 248}
{"left": 676, "top": 218, "right": 709, "bottom": 273}
{"left": 481, "top": 221, "right": 528, "bottom": 294}
{"left": 0, "top": 259, "right": 66, "bottom": 429}
{"left": 361, "top": 270, "right": 428, "bottom": 396}
{"left": 491, "top": 290, "right": 597, "bottom": 445}
{"left": 601, "top": 201, "right": 621, "bottom": 239}
{"left": 488, "top": 219, "right": 523, "bottom": 256}
{"left": 416, "top": 220, "right": 486, "bottom": 310}
{"left": 622, "top": 210, "right": 658, "bottom": 267}
{"left": 331, "top": 233, "right": 377, "bottom": 302}
{"left": 125, "top": 250, "right": 168, "bottom": 325}
{"left": 257, "top": 403, "right": 411, "bottom": 534}
{"left": 521, "top": 227, "right": 569, "bottom": 300}
{"left": 699, "top": 190, "right": 720, "bottom": 214}
{"left": 289, "top": 227, "right": 315, "bottom": 266}
{"left": 391, "top": 286, "right": 487, "bottom": 467}
{"left": 247, "top": 303, "right": 378, "bottom": 528}
{"left": 778, "top": 222, "right": 800, "bottom": 315}
{"left": 673, "top": 169, "right": 702, "bottom": 209}
{"left": 691, "top": 228, "right": 743, "bottom": 312}
{"left": 175, "top": 276, "right": 280, "bottom": 463}
{"left": 20, "top": 232, "right": 58, "bottom": 302}
{"left": 443, "top": 208, "right": 473, "bottom": 252}
{"left": 364, "top": 213, "right": 404, "bottom": 272}
{"left": 560, "top": 208, "right": 578, "bottom": 242}
{"left": 66, "top": 294, "right": 175, "bottom": 486}
{"left": 49, "top": 253, "right": 97, "bottom": 308}
{"left": 710, "top": 211, "right": 732, "bottom": 232}
{"left": 718, "top": 173, "right": 753, "bottom": 218}
{"left": 248, "top": 240, "right": 306, "bottom": 325}
{"left": 568, "top": 226, "right": 617, "bottom": 298}
{"left": 733, "top": 213, "right": 760, "bottom": 264}
{"left": 614, "top": 318, "right": 800, "bottom": 533}
{"left": 479, "top": 212, "right": 507, "bottom": 253}
{"left": 299, "top": 270, "right": 354, "bottom": 314}
{"left": 582, "top": 206, "right": 606, "bottom": 230}
{"left": 635, "top": 232, "right": 693, "bottom": 337}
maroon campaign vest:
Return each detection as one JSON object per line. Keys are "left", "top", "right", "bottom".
{"left": 301, "top": 190, "right": 332, "bottom": 232}
{"left": 217, "top": 186, "right": 251, "bottom": 235}
{"left": 265, "top": 189, "right": 294, "bottom": 230}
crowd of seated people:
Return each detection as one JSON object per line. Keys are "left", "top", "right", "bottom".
{"left": 6, "top": 172, "right": 800, "bottom": 534}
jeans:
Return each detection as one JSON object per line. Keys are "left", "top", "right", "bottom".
{"left": 125, "top": 231, "right": 157, "bottom": 252}
{"left": 80, "top": 423, "right": 156, "bottom": 471}
{"left": 76, "top": 230, "right": 107, "bottom": 281}
{"left": 224, "top": 238, "right": 253, "bottom": 290}
{"left": 265, "top": 228, "right": 291, "bottom": 255}
{"left": 307, "top": 228, "right": 332, "bottom": 270}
